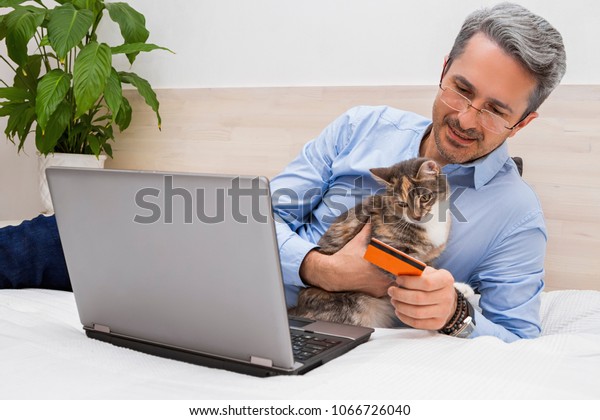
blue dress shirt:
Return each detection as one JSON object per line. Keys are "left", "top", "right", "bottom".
{"left": 270, "top": 106, "right": 546, "bottom": 343}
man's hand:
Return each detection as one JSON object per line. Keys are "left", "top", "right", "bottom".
{"left": 299, "top": 223, "right": 392, "bottom": 297}
{"left": 388, "top": 266, "right": 458, "bottom": 330}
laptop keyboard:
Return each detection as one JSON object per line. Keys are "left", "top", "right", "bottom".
{"left": 290, "top": 330, "right": 342, "bottom": 362}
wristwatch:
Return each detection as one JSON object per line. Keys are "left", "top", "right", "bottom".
{"left": 438, "top": 290, "right": 476, "bottom": 338}
{"left": 452, "top": 303, "right": 476, "bottom": 338}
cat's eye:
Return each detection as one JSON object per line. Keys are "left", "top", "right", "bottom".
{"left": 420, "top": 193, "right": 433, "bottom": 203}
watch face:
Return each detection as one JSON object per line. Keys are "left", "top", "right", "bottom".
{"left": 454, "top": 316, "right": 474, "bottom": 338}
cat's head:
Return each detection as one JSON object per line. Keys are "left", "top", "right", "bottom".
{"left": 370, "top": 158, "right": 448, "bottom": 222}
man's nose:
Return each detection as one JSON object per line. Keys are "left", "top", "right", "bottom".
{"left": 456, "top": 104, "right": 481, "bottom": 131}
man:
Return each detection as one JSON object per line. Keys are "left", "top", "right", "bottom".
{"left": 270, "top": 3, "right": 566, "bottom": 342}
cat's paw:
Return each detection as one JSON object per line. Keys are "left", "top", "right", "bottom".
{"left": 453, "top": 282, "right": 475, "bottom": 299}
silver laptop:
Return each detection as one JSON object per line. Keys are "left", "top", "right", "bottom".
{"left": 47, "top": 167, "right": 373, "bottom": 377}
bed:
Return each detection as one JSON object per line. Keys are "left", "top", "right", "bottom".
{"left": 1, "top": 288, "right": 599, "bottom": 399}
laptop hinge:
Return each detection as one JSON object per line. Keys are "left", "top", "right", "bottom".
{"left": 250, "top": 356, "right": 273, "bottom": 367}
{"left": 93, "top": 324, "right": 111, "bottom": 333}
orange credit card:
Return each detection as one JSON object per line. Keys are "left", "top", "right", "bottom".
{"left": 363, "top": 238, "right": 426, "bottom": 276}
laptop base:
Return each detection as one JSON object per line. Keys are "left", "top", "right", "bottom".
{"left": 85, "top": 328, "right": 370, "bottom": 377}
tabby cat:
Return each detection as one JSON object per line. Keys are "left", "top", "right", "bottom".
{"left": 288, "top": 157, "right": 463, "bottom": 328}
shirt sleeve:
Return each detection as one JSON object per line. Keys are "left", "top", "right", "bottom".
{"left": 270, "top": 109, "right": 357, "bottom": 289}
{"left": 468, "top": 211, "right": 546, "bottom": 342}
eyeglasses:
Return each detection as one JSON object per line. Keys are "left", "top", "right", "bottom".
{"left": 438, "top": 83, "right": 528, "bottom": 134}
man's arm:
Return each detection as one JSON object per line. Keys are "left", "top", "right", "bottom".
{"left": 468, "top": 223, "right": 546, "bottom": 340}
{"left": 270, "top": 107, "right": 392, "bottom": 300}
{"left": 270, "top": 111, "right": 352, "bottom": 295}
{"left": 300, "top": 224, "right": 392, "bottom": 297}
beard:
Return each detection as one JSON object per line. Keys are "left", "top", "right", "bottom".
{"left": 431, "top": 110, "right": 489, "bottom": 165}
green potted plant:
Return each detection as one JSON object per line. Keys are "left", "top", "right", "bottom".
{"left": 0, "top": 0, "right": 170, "bottom": 211}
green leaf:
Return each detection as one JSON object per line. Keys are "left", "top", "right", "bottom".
{"left": 39, "top": 34, "right": 50, "bottom": 47}
{"left": 72, "top": 0, "right": 105, "bottom": 22}
{"left": 4, "top": 7, "right": 46, "bottom": 66}
{"left": 119, "top": 71, "right": 161, "bottom": 129}
{"left": 48, "top": 3, "right": 94, "bottom": 61}
{"left": 73, "top": 41, "right": 112, "bottom": 118}
{"left": 102, "top": 123, "right": 114, "bottom": 139}
{"left": 114, "top": 95, "right": 131, "bottom": 131}
{"left": 105, "top": 2, "right": 149, "bottom": 64}
{"left": 0, "top": 102, "right": 20, "bottom": 117}
{"left": 111, "top": 42, "right": 173, "bottom": 55}
{"left": 35, "top": 100, "right": 71, "bottom": 155}
{"left": 87, "top": 133, "right": 100, "bottom": 156}
{"left": 72, "top": 0, "right": 99, "bottom": 10}
{"left": 0, "top": 87, "right": 31, "bottom": 101}
{"left": 35, "top": 69, "right": 72, "bottom": 130}
{"left": 0, "top": 16, "right": 7, "bottom": 42}
{"left": 2, "top": 101, "right": 35, "bottom": 150}
{"left": 14, "top": 54, "right": 42, "bottom": 90}
{"left": 103, "top": 142, "right": 113, "bottom": 158}
{"left": 103, "top": 68, "right": 122, "bottom": 119}
{"left": 16, "top": 105, "right": 36, "bottom": 150}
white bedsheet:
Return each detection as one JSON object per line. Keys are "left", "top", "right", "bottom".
{"left": 1, "top": 289, "right": 599, "bottom": 400}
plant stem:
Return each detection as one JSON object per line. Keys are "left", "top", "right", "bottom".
{"left": 0, "top": 55, "right": 18, "bottom": 74}
{"left": 34, "top": 30, "right": 52, "bottom": 73}
{"left": 40, "top": 28, "right": 53, "bottom": 71}
{"left": 0, "top": 55, "right": 32, "bottom": 91}
{"left": 90, "top": 6, "right": 104, "bottom": 40}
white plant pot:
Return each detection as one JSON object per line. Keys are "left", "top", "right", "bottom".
{"left": 39, "top": 153, "right": 107, "bottom": 214}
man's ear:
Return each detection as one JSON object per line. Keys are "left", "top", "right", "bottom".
{"left": 508, "top": 111, "right": 538, "bottom": 138}
{"left": 370, "top": 167, "right": 392, "bottom": 186}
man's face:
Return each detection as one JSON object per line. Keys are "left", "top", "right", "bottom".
{"left": 429, "top": 33, "right": 538, "bottom": 166}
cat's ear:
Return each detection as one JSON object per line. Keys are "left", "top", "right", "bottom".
{"left": 370, "top": 167, "right": 393, "bottom": 186}
{"left": 416, "top": 160, "right": 440, "bottom": 180}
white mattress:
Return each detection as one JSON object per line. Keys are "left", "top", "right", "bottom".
{"left": 1, "top": 288, "right": 599, "bottom": 399}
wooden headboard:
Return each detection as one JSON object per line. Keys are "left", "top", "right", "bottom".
{"left": 108, "top": 86, "right": 600, "bottom": 292}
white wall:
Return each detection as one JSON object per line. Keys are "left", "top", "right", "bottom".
{"left": 121, "top": 0, "right": 599, "bottom": 87}
{"left": 1, "top": 0, "right": 599, "bottom": 219}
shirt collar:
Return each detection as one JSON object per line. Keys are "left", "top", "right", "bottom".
{"left": 442, "top": 141, "right": 511, "bottom": 190}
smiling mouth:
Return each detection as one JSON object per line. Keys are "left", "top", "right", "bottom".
{"left": 446, "top": 122, "right": 480, "bottom": 146}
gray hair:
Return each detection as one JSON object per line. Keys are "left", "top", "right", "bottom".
{"left": 447, "top": 2, "right": 567, "bottom": 117}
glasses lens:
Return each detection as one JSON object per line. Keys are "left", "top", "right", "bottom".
{"left": 440, "top": 88, "right": 468, "bottom": 112}
{"left": 440, "top": 86, "right": 510, "bottom": 134}
{"left": 479, "top": 111, "right": 509, "bottom": 134}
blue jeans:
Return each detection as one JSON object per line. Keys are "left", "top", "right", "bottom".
{"left": 0, "top": 215, "right": 71, "bottom": 290}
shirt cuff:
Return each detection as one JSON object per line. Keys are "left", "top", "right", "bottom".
{"left": 277, "top": 231, "right": 320, "bottom": 288}
{"left": 469, "top": 309, "right": 521, "bottom": 343}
